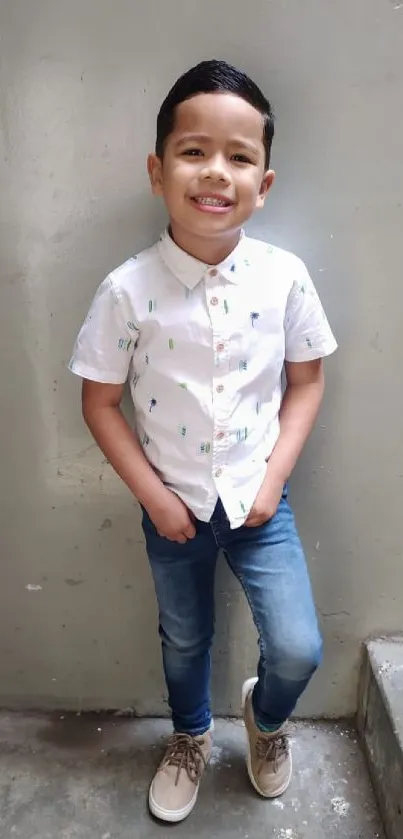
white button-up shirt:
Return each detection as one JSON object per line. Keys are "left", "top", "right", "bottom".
{"left": 69, "top": 229, "right": 337, "bottom": 528}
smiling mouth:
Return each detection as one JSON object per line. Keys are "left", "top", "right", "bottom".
{"left": 191, "top": 196, "right": 234, "bottom": 207}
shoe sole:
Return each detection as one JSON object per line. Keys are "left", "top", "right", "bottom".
{"left": 149, "top": 783, "right": 199, "bottom": 823}
{"left": 241, "top": 678, "right": 293, "bottom": 799}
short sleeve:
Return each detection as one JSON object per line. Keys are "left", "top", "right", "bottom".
{"left": 285, "top": 259, "right": 337, "bottom": 362}
{"left": 68, "top": 275, "right": 137, "bottom": 383}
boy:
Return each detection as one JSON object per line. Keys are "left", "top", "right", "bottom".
{"left": 69, "top": 59, "right": 337, "bottom": 823}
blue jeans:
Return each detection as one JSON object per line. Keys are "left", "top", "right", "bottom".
{"left": 141, "top": 492, "right": 322, "bottom": 736}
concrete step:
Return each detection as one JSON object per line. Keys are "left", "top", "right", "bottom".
{"left": 358, "top": 636, "right": 403, "bottom": 839}
{"left": 0, "top": 713, "right": 383, "bottom": 838}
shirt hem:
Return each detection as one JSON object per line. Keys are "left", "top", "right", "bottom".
{"left": 285, "top": 341, "right": 337, "bottom": 363}
{"left": 68, "top": 360, "right": 127, "bottom": 385}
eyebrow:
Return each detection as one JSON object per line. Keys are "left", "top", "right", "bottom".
{"left": 175, "top": 134, "right": 261, "bottom": 155}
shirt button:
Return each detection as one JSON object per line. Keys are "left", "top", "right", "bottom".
{"left": 210, "top": 296, "right": 219, "bottom": 306}
{"left": 217, "top": 343, "right": 225, "bottom": 352}
{"left": 216, "top": 384, "right": 224, "bottom": 393}
{"left": 216, "top": 431, "right": 225, "bottom": 440}
{"left": 215, "top": 468, "right": 223, "bottom": 477}
{"left": 210, "top": 268, "right": 218, "bottom": 277}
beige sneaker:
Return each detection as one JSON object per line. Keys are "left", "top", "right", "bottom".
{"left": 149, "top": 730, "right": 212, "bottom": 822}
{"left": 242, "top": 678, "right": 292, "bottom": 798}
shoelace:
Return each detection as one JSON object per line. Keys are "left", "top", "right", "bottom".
{"left": 255, "top": 732, "right": 289, "bottom": 772}
{"left": 160, "top": 733, "right": 207, "bottom": 786}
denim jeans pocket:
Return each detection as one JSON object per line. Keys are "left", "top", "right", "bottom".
{"left": 139, "top": 503, "right": 154, "bottom": 532}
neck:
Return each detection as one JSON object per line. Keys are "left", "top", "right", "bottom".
{"left": 168, "top": 223, "right": 241, "bottom": 265}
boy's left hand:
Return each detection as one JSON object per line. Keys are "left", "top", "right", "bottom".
{"left": 245, "top": 469, "right": 284, "bottom": 527}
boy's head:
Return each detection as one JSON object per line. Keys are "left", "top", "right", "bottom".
{"left": 148, "top": 60, "right": 275, "bottom": 260}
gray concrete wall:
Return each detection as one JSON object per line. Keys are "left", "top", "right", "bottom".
{"left": 0, "top": 0, "right": 402, "bottom": 717}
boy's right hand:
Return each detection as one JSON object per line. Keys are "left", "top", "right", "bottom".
{"left": 145, "top": 488, "right": 197, "bottom": 543}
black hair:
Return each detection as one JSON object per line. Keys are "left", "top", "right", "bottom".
{"left": 156, "top": 59, "right": 274, "bottom": 168}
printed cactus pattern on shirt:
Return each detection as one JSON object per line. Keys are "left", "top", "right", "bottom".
{"left": 118, "top": 338, "right": 132, "bottom": 351}
{"left": 199, "top": 442, "right": 211, "bottom": 454}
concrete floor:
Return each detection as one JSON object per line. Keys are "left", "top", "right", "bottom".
{"left": 0, "top": 713, "right": 384, "bottom": 839}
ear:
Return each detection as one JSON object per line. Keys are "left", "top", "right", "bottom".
{"left": 256, "top": 169, "right": 275, "bottom": 209}
{"left": 147, "top": 154, "right": 164, "bottom": 196}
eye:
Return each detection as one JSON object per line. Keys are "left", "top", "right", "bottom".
{"left": 232, "top": 153, "right": 253, "bottom": 164}
{"left": 182, "top": 148, "right": 203, "bottom": 157}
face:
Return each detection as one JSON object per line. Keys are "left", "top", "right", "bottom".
{"left": 148, "top": 93, "right": 275, "bottom": 261}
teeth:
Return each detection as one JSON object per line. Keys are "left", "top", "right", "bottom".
{"left": 195, "top": 197, "right": 229, "bottom": 207}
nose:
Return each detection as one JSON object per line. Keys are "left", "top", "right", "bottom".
{"left": 200, "top": 154, "right": 231, "bottom": 185}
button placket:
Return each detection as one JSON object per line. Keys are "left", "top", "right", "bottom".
{"left": 212, "top": 370, "right": 230, "bottom": 482}
{"left": 206, "top": 268, "right": 231, "bottom": 483}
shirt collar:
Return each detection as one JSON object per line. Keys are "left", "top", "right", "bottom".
{"left": 157, "top": 228, "right": 248, "bottom": 290}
